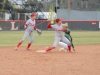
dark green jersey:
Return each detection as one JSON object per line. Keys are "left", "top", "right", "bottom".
{"left": 65, "top": 29, "right": 70, "bottom": 40}
{"left": 64, "top": 29, "right": 75, "bottom": 49}
{"left": 65, "top": 29, "right": 70, "bottom": 35}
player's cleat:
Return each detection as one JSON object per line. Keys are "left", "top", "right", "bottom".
{"left": 17, "top": 41, "right": 22, "bottom": 47}
{"left": 73, "top": 48, "right": 75, "bottom": 51}
{"left": 15, "top": 47, "right": 18, "bottom": 50}
{"left": 43, "top": 46, "right": 52, "bottom": 54}
{"left": 69, "top": 49, "right": 74, "bottom": 53}
{"left": 26, "top": 43, "right": 31, "bottom": 50}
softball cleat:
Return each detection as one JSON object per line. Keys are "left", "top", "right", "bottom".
{"left": 15, "top": 47, "right": 18, "bottom": 50}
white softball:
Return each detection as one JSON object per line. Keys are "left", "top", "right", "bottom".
{"left": 50, "top": 21, "right": 54, "bottom": 24}
{"left": 59, "top": 48, "right": 67, "bottom": 52}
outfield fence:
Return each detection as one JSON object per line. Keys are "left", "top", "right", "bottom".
{"left": 0, "top": 20, "right": 100, "bottom": 31}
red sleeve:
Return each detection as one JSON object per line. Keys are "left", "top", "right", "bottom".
{"left": 47, "top": 24, "right": 52, "bottom": 28}
{"left": 34, "top": 26, "right": 37, "bottom": 30}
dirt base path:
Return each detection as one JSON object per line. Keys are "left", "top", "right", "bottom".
{"left": 0, "top": 45, "right": 100, "bottom": 75}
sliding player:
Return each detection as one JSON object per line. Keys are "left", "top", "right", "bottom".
{"left": 59, "top": 23, "right": 75, "bottom": 51}
{"left": 43, "top": 18, "right": 72, "bottom": 53}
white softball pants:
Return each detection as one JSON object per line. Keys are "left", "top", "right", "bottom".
{"left": 59, "top": 42, "right": 68, "bottom": 49}
{"left": 21, "top": 31, "right": 34, "bottom": 44}
{"left": 53, "top": 36, "right": 70, "bottom": 47}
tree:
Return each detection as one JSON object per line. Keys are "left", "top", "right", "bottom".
{"left": 2, "top": 0, "right": 6, "bottom": 9}
{"left": 0, "top": 0, "right": 12, "bottom": 11}
{"left": 25, "top": 0, "right": 38, "bottom": 4}
{"left": 23, "top": 0, "right": 43, "bottom": 12}
{"left": 0, "top": 0, "right": 4, "bottom": 9}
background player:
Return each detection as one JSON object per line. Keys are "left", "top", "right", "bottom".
{"left": 15, "top": 13, "right": 38, "bottom": 50}
{"left": 59, "top": 23, "right": 75, "bottom": 51}
{"left": 43, "top": 18, "right": 72, "bottom": 53}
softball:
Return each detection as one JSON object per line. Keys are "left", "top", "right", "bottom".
{"left": 59, "top": 48, "right": 67, "bottom": 52}
{"left": 50, "top": 21, "right": 54, "bottom": 24}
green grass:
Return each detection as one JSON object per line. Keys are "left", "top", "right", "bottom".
{"left": 0, "top": 31, "right": 100, "bottom": 46}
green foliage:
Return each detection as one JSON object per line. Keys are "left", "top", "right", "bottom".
{"left": 0, "top": 9, "right": 4, "bottom": 12}
{"left": 26, "top": 0, "right": 38, "bottom": 4}
{"left": 0, "top": 0, "right": 12, "bottom": 12}
{"left": 0, "top": 0, "right": 3, "bottom": 2}
{"left": 5, "top": 0, "right": 11, "bottom": 6}
{"left": 1, "top": 0, "right": 100, "bottom": 12}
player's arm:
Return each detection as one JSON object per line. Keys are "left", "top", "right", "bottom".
{"left": 24, "top": 20, "right": 29, "bottom": 28}
{"left": 24, "top": 24, "right": 27, "bottom": 28}
{"left": 34, "top": 26, "right": 37, "bottom": 30}
{"left": 47, "top": 21, "right": 62, "bottom": 31}
{"left": 47, "top": 24, "right": 62, "bottom": 31}
{"left": 69, "top": 31, "right": 75, "bottom": 50}
{"left": 69, "top": 34, "right": 72, "bottom": 42}
{"left": 47, "top": 23, "right": 52, "bottom": 28}
{"left": 33, "top": 20, "right": 38, "bottom": 30}
{"left": 33, "top": 21, "right": 37, "bottom": 30}
{"left": 47, "top": 21, "right": 55, "bottom": 29}
{"left": 68, "top": 30, "right": 72, "bottom": 42}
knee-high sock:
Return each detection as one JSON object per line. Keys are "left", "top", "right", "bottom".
{"left": 26, "top": 43, "right": 31, "bottom": 49}
{"left": 68, "top": 45, "right": 71, "bottom": 52}
{"left": 59, "top": 42, "right": 68, "bottom": 49}
{"left": 17, "top": 41, "right": 22, "bottom": 47}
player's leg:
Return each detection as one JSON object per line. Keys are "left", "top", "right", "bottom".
{"left": 44, "top": 36, "right": 61, "bottom": 53}
{"left": 59, "top": 42, "right": 68, "bottom": 49}
{"left": 70, "top": 41, "right": 75, "bottom": 50}
{"left": 61, "top": 36, "right": 72, "bottom": 52}
{"left": 61, "top": 36, "right": 70, "bottom": 45}
{"left": 26, "top": 31, "right": 34, "bottom": 50}
{"left": 66, "top": 34, "right": 75, "bottom": 50}
{"left": 15, "top": 31, "right": 29, "bottom": 50}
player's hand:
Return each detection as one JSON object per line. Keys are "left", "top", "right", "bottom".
{"left": 70, "top": 38, "right": 72, "bottom": 42}
{"left": 24, "top": 25, "right": 27, "bottom": 28}
{"left": 36, "top": 28, "right": 38, "bottom": 31}
{"left": 24, "top": 24, "right": 27, "bottom": 28}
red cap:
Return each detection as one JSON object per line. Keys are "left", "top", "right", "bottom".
{"left": 31, "top": 13, "right": 37, "bottom": 17}
{"left": 56, "top": 18, "right": 62, "bottom": 23}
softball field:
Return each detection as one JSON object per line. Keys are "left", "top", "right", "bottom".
{"left": 0, "top": 31, "right": 100, "bottom": 75}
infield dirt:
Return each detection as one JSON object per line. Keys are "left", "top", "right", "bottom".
{"left": 0, "top": 45, "right": 100, "bottom": 75}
